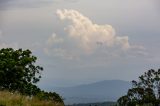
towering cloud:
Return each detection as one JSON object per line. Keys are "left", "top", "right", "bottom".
{"left": 45, "top": 9, "right": 145, "bottom": 59}
{"left": 56, "top": 9, "right": 130, "bottom": 52}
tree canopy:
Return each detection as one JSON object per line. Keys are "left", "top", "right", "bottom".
{"left": 117, "top": 69, "right": 160, "bottom": 106}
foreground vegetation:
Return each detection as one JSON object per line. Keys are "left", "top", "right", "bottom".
{"left": 0, "top": 91, "right": 64, "bottom": 106}
{"left": 0, "top": 48, "right": 64, "bottom": 105}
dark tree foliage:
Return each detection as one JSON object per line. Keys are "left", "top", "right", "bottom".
{"left": 0, "top": 48, "right": 64, "bottom": 103}
{"left": 0, "top": 48, "right": 43, "bottom": 94}
{"left": 117, "top": 69, "right": 160, "bottom": 106}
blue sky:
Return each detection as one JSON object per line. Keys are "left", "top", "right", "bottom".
{"left": 0, "top": 0, "right": 160, "bottom": 88}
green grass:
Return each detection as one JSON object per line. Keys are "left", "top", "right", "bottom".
{"left": 0, "top": 91, "right": 64, "bottom": 106}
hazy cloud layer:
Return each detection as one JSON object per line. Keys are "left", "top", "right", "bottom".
{"left": 0, "top": 0, "right": 78, "bottom": 10}
{"left": 0, "top": 30, "right": 18, "bottom": 49}
{"left": 0, "top": 43, "right": 18, "bottom": 49}
{"left": 1, "top": 0, "right": 159, "bottom": 86}
{"left": 47, "top": 33, "right": 64, "bottom": 46}
{"left": 0, "top": 30, "right": 2, "bottom": 38}
{"left": 0, "top": 0, "right": 53, "bottom": 9}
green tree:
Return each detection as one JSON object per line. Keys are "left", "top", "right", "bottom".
{"left": 0, "top": 48, "right": 64, "bottom": 104}
{"left": 0, "top": 48, "right": 43, "bottom": 95}
{"left": 117, "top": 69, "right": 160, "bottom": 106}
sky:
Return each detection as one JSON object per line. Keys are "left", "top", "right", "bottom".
{"left": 0, "top": 0, "right": 160, "bottom": 88}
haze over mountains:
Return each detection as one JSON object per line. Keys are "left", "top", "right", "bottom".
{"left": 52, "top": 80, "right": 131, "bottom": 104}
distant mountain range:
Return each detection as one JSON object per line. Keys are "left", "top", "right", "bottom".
{"left": 66, "top": 101, "right": 116, "bottom": 106}
{"left": 53, "top": 80, "right": 131, "bottom": 104}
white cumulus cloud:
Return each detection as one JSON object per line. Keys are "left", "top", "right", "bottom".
{"left": 45, "top": 9, "right": 146, "bottom": 59}
{"left": 56, "top": 9, "right": 130, "bottom": 52}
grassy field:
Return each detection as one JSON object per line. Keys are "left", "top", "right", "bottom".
{"left": 0, "top": 91, "right": 64, "bottom": 106}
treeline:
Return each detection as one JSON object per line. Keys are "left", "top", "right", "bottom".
{"left": 0, "top": 48, "right": 63, "bottom": 104}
